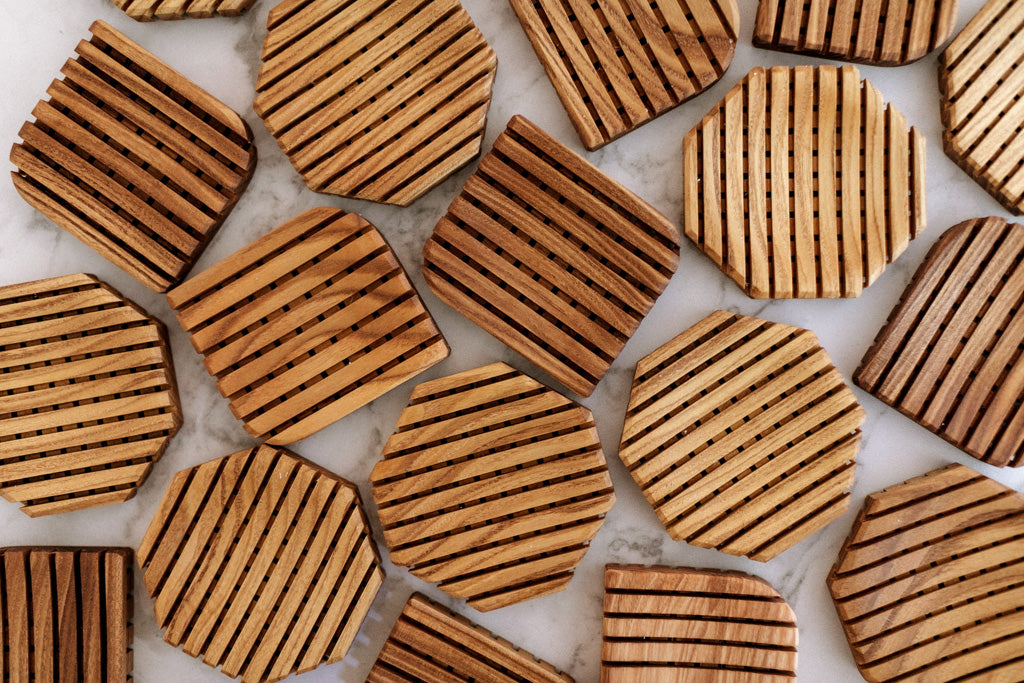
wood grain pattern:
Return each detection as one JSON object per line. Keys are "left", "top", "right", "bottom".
{"left": 0, "top": 274, "right": 182, "bottom": 518}
{"left": 10, "top": 21, "right": 256, "bottom": 293}
{"left": 167, "top": 207, "right": 448, "bottom": 445}
{"left": 138, "top": 444, "right": 383, "bottom": 683}
{"left": 423, "top": 115, "right": 678, "bottom": 397}
{"left": 620, "top": 311, "right": 864, "bottom": 561}
{"left": 0, "top": 547, "right": 134, "bottom": 682}
{"left": 856, "top": 217, "right": 1024, "bottom": 467}
{"left": 939, "top": 0, "right": 1024, "bottom": 214}
{"left": 828, "top": 463, "right": 1024, "bottom": 682}
{"left": 684, "top": 65, "right": 926, "bottom": 298}
{"left": 367, "top": 592, "right": 574, "bottom": 682}
{"left": 753, "top": 0, "right": 957, "bottom": 65}
{"left": 510, "top": 0, "right": 739, "bottom": 150}
{"left": 254, "top": 0, "right": 496, "bottom": 206}
{"left": 370, "top": 362, "right": 615, "bottom": 611}
{"left": 602, "top": 564, "right": 798, "bottom": 682}
{"left": 112, "top": 0, "right": 257, "bottom": 20}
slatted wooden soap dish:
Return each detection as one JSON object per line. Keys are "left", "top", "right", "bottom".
{"left": 10, "top": 21, "right": 256, "bottom": 293}
{"left": 684, "top": 65, "right": 925, "bottom": 298}
{"left": 620, "top": 310, "right": 864, "bottom": 560}
{"left": 254, "top": 0, "right": 496, "bottom": 205}
{"left": 510, "top": 0, "right": 739, "bottom": 150}
{"left": 112, "top": 0, "right": 258, "bottom": 20}
{"left": 1, "top": 547, "right": 134, "bottom": 681}
{"left": 0, "top": 274, "right": 182, "bottom": 517}
{"left": 603, "top": 564, "right": 798, "bottom": 682}
{"left": 138, "top": 444, "right": 383, "bottom": 683}
{"left": 168, "top": 207, "right": 448, "bottom": 445}
{"left": 424, "top": 115, "right": 679, "bottom": 397}
{"left": 368, "top": 593, "right": 574, "bottom": 682}
{"left": 829, "top": 464, "right": 1024, "bottom": 681}
{"left": 371, "top": 362, "right": 615, "bottom": 611}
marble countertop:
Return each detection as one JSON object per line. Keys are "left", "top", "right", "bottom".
{"left": 2, "top": 0, "right": 1023, "bottom": 681}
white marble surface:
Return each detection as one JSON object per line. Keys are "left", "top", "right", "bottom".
{"left": 2, "top": 0, "right": 1023, "bottom": 681}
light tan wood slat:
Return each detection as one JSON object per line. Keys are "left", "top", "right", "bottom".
{"left": 0, "top": 346, "right": 165, "bottom": 393}
{"left": 753, "top": 0, "right": 956, "bottom": 64}
{"left": 621, "top": 312, "right": 863, "bottom": 560}
{"left": 2, "top": 369, "right": 174, "bottom": 416}
{"left": 856, "top": 217, "right": 1024, "bottom": 466}
{"left": 255, "top": 0, "right": 494, "bottom": 205}
{"left": 140, "top": 446, "right": 383, "bottom": 682}
{"left": 372, "top": 363, "right": 613, "bottom": 610}
{"left": 30, "top": 552, "right": 55, "bottom": 681}
{"left": 829, "top": 464, "right": 1024, "bottom": 682}
{"left": 53, "top": 552, "right": 79, "bottom": 681}
{"left": 368, "top": 593, "right": 574, "bottom": 682}
{"left": 168, "top": 208, "right": 447, "bottom": 444}
{"left": 0, "top": 392, "right": 174, "bottom": 439}
{"left": 686, "top": 65, "right": 923, "bottom": 298}
{"left": 601, "top": 565, "right": 797, "bottom": 682}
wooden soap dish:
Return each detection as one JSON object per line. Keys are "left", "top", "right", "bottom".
{"left": 423, "top": 115, "right": 679, "bottom": 397}
{"left": 602, "top": 564, "right": 798, "bottom": 682}
{"left": 138, "top": 444, "right": 384, "bottom": 683}
{"left": 370, "top": 362, "right": 615, "bottom": 611}
{"left": 684, "top": 65, "right": 926, "bottom": 298}
{"left": 828, "top": 463, "right": 1024, "bottom": 681}
{"left": 856, "top": 216, "right": 1024, "bottom": 467}
{"left": 0, "top": 273, "right": 182, "bottom": 517}
{"left": 1, "top": 547, "right": 133, "bottom": 681}
{"left": 10, "top": 21, "right": 256, "bottom": 293}
{"left": 939, "top": 0, "right": 1024, "bottom": 214}
{"left": 367, "top": 593, "right": 574, "bottom": 682}
{"left": 254, "top": 0, "right": 496, "bottom": 205}
{"left": 111, "top": 0, "right": 257, "bottom": 20}
{"left": 510, "top": 0, "right": 739, "bottom": 150}
{"left": 753, "top": 0, "right": 957, "bottom": 65}
{"left": 620, "top": 310, "right": 864, "bottom": 560}
{"left": 167, "top": 207, "right": 448, "bottom": 445}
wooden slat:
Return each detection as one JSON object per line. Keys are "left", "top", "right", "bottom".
{"left": 367, "top": 593, "right": 573, "bottom": 683}
{"left": 253, "top": 0, "right": 495, "bottom": 206}
{"left": 424, "top": 115, "right": 678, "bottom": 397}
{"left": 511, "top": 0, "right": 738, "bottom": 150}
{"left": 939, "top": 0, "right": 1024, "bottom": 214}
{"left": 0, "top": 548, "right": 133, "bottom": 682}
{"left": 753, "top": 0, "right": 956, "bottom": 64}
{"left": 167, "top": 208, "right": 448, "bottom": 445}
{"left": 138, "top": 444, "right": 384, "bottom": 683}
{"left": 0, "top": 274, "right": 181, "bottom": 517}
{"left": 683, "top": 65, "right": 925, "bottom": 299}
{"left": 601, "top": 565, "right": 797, "bottom": 682}
{"left": 9, "top": 21, "right": 256, "bottom": 292}
{"left": 370, "top": 362, "right": 615, "bottom": 611}
{"left": 855, "top": 217, "right": 1024, "bottom": 467}
{"left": 828, "top": 464, "right": 1024, "bottom": 682}
{"left": 620, "top": 311, "right": 864, "bottom": 560}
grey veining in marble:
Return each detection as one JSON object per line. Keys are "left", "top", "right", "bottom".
{"left": 1, "top": 0, "right": 1023, "bottom": 681}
